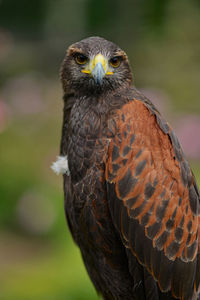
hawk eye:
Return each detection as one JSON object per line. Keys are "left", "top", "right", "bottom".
{"left": 109, "top": 56, "right": 122, "bottom": 68}
{"left": 75, "top": 53, "right": 88, "bottom": 65}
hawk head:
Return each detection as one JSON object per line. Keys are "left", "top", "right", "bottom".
{"left": 61, "top": 36, "right": 133, "bottom": 96}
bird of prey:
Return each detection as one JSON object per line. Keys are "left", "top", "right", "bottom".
{"left": 52, "top": 36, "right": 200, "bottom": 300}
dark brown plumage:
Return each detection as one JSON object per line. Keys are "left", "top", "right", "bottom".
{"left": 58, "top": 36, "right": 200, "bottom": 300}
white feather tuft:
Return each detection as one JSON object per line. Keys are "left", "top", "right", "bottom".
{"left": 51, "top": 156, "right": 70, "bottom": 175}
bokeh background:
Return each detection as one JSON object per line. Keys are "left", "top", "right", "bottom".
{"left": 1, "top": 0, "right": 200, "bottom": 299}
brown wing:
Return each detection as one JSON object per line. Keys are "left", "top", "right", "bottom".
{"left": 105, "top": 99, "right": 200, "bottom": 299}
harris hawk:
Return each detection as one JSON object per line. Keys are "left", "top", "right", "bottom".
{"left": 52, "top": 37, "right": 200, "bottom": 300}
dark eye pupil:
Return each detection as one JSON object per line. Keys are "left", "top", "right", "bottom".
{"left": 111, "top": 57, "right": 118, "bottom": 64}
{"left": 78, "top": 54, "right": 86, "bottom": 62}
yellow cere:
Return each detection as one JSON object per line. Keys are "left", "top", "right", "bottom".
{"left": 81, "top": 54, "right": 113, "bottom": 75}
{"left": 92, "top": 54, "right": 106, "bottom": 70}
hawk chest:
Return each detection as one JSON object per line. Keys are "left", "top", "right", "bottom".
{"left": 67, "top": 106, "right": 108, "bottom": 183}
{"left": 64, "top": 99, "right": 126, "bottom": 258}
{"left": 66, "top": 103, "right": 112, "bottom": 232}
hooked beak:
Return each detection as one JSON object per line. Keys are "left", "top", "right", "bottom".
{"left": 92, "top": 61, "right": 106, "bottom": 85}
{"left": 82, "top": 54, "right": 113, "bottom": 84}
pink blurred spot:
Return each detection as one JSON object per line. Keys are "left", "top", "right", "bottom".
{"left": 16, "top": 190, "right": 57, "bottom": 235}
{"left": 141, "top": 87, "right": 171, "bottom": 116}
{"left": 2, "top": 74, "right": 45, "bottom": 116}
{"left": 175, "top": 115, "right": 200, "bottom": 159}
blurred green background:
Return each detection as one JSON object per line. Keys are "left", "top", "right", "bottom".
{"left": 1, "top": 0, "right": 200, "bottom": 299}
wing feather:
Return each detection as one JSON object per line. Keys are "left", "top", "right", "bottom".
{"left": 105, "top": 99, "right": 200, "bottom": 299}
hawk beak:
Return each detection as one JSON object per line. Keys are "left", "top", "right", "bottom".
{"left": 82, "top": 54, "right": 113, "bottom": 84}
{"left": 92, "top": 62, "right": 106, "bottom": 84}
